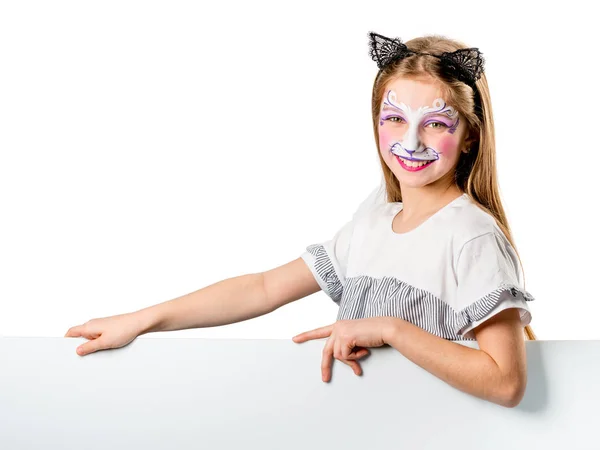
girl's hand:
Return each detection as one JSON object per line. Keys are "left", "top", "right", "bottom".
{"left": 292, "top": 317, "right": 392, "bottom": 382}
{"left": 64, "top": 312, "right": 146, "bottom": 356}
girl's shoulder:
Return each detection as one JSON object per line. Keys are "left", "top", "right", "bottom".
{"left": 446, "top": 194, "right": 511, "bottom": 252}
{"left": 353, "top": 183, "right": 387, "bottom": 218}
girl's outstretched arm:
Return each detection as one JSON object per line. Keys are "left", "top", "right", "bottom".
{"left": 382, "top": 308, "right": 527, "bottom": 408}
{"left": 66, "top": 258, "right": 321, "bottom": 356}
{"left": 140, "top": 257, "right": 321, "bottom": 334}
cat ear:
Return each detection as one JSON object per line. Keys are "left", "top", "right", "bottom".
{"left": 367, "top": 31, "right": 413, "bottom": 70}
{"left": 438, "top": 48, "right": 485, "bottom": 87}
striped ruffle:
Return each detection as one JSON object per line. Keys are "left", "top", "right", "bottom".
{"left": 337, "top": 276, "right": 534, "bottom": 341}
{"left": 455, "top": 282, "right": 535, "bottom": 337}
{"left": 305, "top": 244, "right": 344, "bottom": 303}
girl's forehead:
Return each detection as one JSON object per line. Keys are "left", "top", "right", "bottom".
{"left": 381, "top": 77, "right": 447, "bottom": 110}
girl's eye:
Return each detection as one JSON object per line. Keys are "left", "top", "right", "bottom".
{"left": 425, "top": 121, "right": 448, "bottom": 129}
{"left": 386, "top": 116, "right": 405, "bottom": 123}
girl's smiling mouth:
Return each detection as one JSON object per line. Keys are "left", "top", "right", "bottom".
{"left": 395, "top": 155, "right": 435, "bottom": 171}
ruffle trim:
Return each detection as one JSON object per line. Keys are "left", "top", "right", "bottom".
{"left": 335, "top": 276, "right": 534, "bottom": 341}
{"left": 306, "top": 244, "right": 343, "bottom": 303}
{"left": 455, "top": 282, "right": 535, "bottom": 336}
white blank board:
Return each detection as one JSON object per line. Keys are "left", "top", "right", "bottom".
{"left": 1, "top": 337, "right": 598, "bottom": 449}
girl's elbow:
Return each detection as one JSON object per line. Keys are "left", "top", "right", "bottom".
{"left": 501, "top": 377, "right": 527, "bottom": 408}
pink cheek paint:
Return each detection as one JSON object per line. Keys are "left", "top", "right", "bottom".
{"left": 437, "top": 135, "right": 459, "bottom": 156}
{"left": 379, "top": 129, "right": 391, "bottom": 147}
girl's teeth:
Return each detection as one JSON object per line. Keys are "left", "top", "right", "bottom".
{"left": 402, "top": 158, "right": 430, "bottom": 167}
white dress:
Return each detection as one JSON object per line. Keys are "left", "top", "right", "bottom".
{"left": 300, "top": 186, "right": 534, "bottom": 341}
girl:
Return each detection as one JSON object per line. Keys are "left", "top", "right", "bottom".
{"left": 65, "top": 32, "right": 535, "bottom": 408}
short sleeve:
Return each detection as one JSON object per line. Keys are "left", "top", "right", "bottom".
{"left": 300, "top": 184, "right": 384, "bottom": 303}
{"left": 454, "top": 231, "right": 535, "bottom": 339}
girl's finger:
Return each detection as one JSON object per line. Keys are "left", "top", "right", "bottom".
{"left": 334, "top": 338, "right": 343, "bottom": 361}
{"left": 338, "top": 358, "right": 362, "bottom": 376}
{"left": 345, "top": 348, "right": 370, "bottom": 360}
{"left": 341, "top": 340, "right": 356, "bottom": 360}
{"left": 321, "top": 338, "right": 335, "bottom": 382}
{"left": 65, "top": 323, "right": 101, "bottom": 340}
{"left": 77, "top": 337, "right": 108, "bottom": 356}
{"left": 64, "top": 325, "right": 84, "bottom": 338}
{"left": 293, "top": 324, "right": 333, "bottom": 343}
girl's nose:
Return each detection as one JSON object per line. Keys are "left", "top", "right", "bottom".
{"left": 402, "top": 126, "right": 422, "bottom": 154}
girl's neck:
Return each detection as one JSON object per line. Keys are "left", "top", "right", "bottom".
{"left": 399, "top": 184, "right": 464, "bottom": 221}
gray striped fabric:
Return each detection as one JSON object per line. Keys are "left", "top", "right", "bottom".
{"left": 306, "top": 243, "right": 534, "bottom": 341}
{"left": 306, "top": 243, "right": 344, "bottom": 303}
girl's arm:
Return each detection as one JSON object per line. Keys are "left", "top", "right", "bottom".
{"left": 382, "top": 308, "right": 527, "bottom": 408}
{"left": 66, "top": 258, "right": 320, "bottom": 356}
{"left": 139, "top": 257, "right": 320, "bottom": 334}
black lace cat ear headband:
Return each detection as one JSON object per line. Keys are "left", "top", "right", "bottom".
{"left": 367, "top": 31, "right": 485, "bottom": 89}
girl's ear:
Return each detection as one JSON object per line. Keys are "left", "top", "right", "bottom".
{"left": 463, "top": 128, "right": 479, "bottom": 153}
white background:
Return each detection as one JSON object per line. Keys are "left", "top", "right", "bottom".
{"left": 0, "top": 0, "right": 596, "bottom": 340}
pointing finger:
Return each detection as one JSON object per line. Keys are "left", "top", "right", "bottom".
{"left": 293, "top": 324, "right": 333, "bottom": 343}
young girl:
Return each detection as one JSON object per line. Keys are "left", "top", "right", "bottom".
{"left": 65, "top": 31, "right": 535, "bottom": 408}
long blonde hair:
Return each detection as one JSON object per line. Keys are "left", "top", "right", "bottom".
{"left": 370, "top": 34, "right": 536, "bottom": 341}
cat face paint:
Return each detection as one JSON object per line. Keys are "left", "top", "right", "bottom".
{"left": 379, "top": 89, "right": 460, "bottom": 165}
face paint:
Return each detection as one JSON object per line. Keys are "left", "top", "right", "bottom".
{"left": 379, "top": 89, "right": 460, "bottom": 170}
{"left": 437, "top": 135, "right": 460, "bottom": 154}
